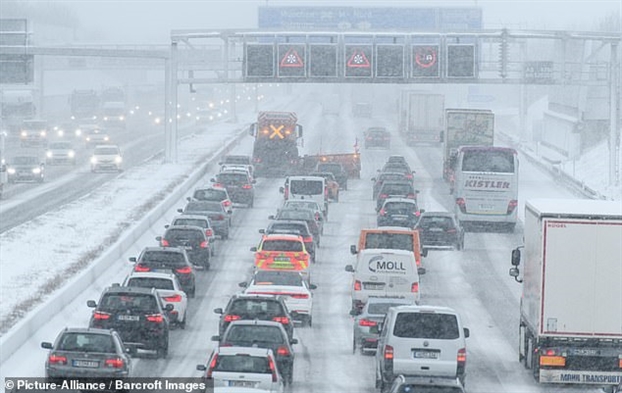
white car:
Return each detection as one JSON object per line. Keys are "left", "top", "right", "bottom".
{"left": 197, "top": 347, "right": 284, "bottom": 393}
{"left": 239, "top": 270, "right": 316, "bottom": 327}
{"left": 90, "top": 144, "right": 122, "bottom": 172}
{"left": 121, "top": 271, "right": 188, "bottom": 328}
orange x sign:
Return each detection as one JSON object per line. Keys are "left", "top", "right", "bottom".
{"left": 269, "top": 124, "right": 285, "bottom": 139}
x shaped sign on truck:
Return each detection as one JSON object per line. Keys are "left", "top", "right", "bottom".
{"left": 269, "top": 124, "right": 285, "bottom": 139}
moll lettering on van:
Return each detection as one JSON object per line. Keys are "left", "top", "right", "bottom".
{"left": 368, "top": 258, "right": 408, "bottom": 273}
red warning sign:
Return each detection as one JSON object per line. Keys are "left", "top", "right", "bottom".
{"left": 280, "top": 48, "right": 304, "bottom": 68}
{"left": 347, "top": 49, "right": 371, "bottom": 68}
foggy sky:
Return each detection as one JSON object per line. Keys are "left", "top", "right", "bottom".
{"left": 59, "top": 0, "right": 621, "bottom": 44}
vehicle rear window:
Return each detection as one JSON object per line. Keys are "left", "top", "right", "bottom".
{"left": 284, "top": 201, "right": 319, "bottom": 211}
{"left": 59, "top": 333, "right": 115, "bottom": 353}
{"left": 50, "top": 143, "right": 72, "bottom": 149}
{"left": 226, "top": 326, "right": 285, "bottom": 344}
{"left": 173, "top": 218, "right": 207, "bottom": 228}
{"left": 261, "top": 239, "right": 303, "bottom": 252}
{"left": 379, "top": 174, "right": 406, "bottom": 182}
{"left": 99, "top": 293, "right": 158, "bottom": 312}
{"left": 278, "top": 210, "right": 312, "bottom": 221}
{"left": 186, "top": 201, "right": 222, "bottom": 212}
{"left": 317, "top": 163, "right": 341, "bottom": 172}
{"left": 223, "top": 156, "right": 250, "bottom": 165}
{"left": 127, "top": 277, "right": 175, "bottom": 290}
{"left": 254, "top": 271, "right": 303, "bottom": 286}
{"left": 290, "top": 180, "right": 323, "bottom": 195}
{"left": 214, "top": 355, "right": 271, "bottom": 373}
{"left": 385, "top": 202, "right": 417, "bottom": 213}
{"left": 367, "top": 302, "right": 409, "bottom": 315}
{"left": 193, "top": 189, "right": 225, "bottom": 201}
{"left": 418, "top": 217, "right": 455, "bottom": 230}
{"left": 364, "top": 233, "right": 414, "bottom": 251}
{"left": 218, "top": 173, "right": 248, "bottom": 184}
{"left": 393, "top": 313, "right": 460, "bottom": 339}
{"left": 140, "top": 251, "right": 186, "bottom": 266}
{"left": 381, "top": 184, "right": 413, "bottom": 195}
{"left": 166, "top": 228, "right": 204, "bottom": 242}
{"left": 270, "top": 224, "right": 309, "bottom": 236}
{"left": 230, "top": 299, "right": 283, "bottom": 315}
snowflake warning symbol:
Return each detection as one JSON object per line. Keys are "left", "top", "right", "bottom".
{"left": 280, "top": 48, "right": 304, "bottom": 68}
{"left": 347, "top": 49, "right": 371, "bottom": 68}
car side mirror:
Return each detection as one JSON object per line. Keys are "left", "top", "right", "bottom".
{"left": 259, "top": 229, "right": 265, "bottom": 234}
{"left": 309, "top": 284, "right": 317, "bottom": 290}
{"left": 349, "top": 309, "right": 360, "bottom": 317}
{"left": 238, "top": 281, "right": 248, "bottom": 288}
{"left": 210, "top": 178, "right": 215, "bottom": 182}
{"left": 279, "top": 187, "right": 284, "bottom": 194}
{"left": 511, "top": 248, "right": 521, "bottom": 266}
{"left": 371, "top": 177, "right": 376, "bottom": 181}
{"left": 125, "top": 345, "right": 136, "bottom": 356}
{"left": 214, "top": 308, "right": 223, "bottom": 314}
{"left": 177, "top": 208, "right": 183, "bottom": 213}
{"left": 350, "top": 245, "right": 357, "bottom": 255}
{"left": 601, "top": 386, "right": 615, "bottom": 393}
{"left": 41, "top": 342, "right": 53, "bottom": 349}
{"left": 252, "top": 180, "right": 257, "bottom": 184}
{"left": 345, "top": 265, "right": 354, "bottom": 273}
{"left": 164, "top": 224, "right": 170, "bottom": 229}
{"left": 87, "top": 300, "right": 97, "bottom": 308}
{"left": 196, "top": 364, "right": 207, "bottom": 372}
{"left": 509, "top": 267, "right": 520, "bottom": 278}
{"left": 211, "top": 335, "right": 220, "bottom": 342}
{"left": 464, "top": 327, "right": 470, "bottom": 338}
{"left": 155, "top": 236, "right": 162, "bottom": 241}
{"left": 165, "top": 304, "right": 174, "bottom": 312}
{"left": 129, "top": 257, "right": 137, "bottom": 263}
{"left": 250, "top": 247, "right": 258, "bottom": 252}
{"left": 227, "top": 210, "right": 233, "bottom": 214}
{"left": 419, "top": 209, "right": 425, "bottom": 214}
{"left": 417, "top": 267, "right": 426, "bottom": 275}
{"left": 268, "top": 215, "right": 275, "bottom": 220}
{"left": 290, "top": 338, "right": 298, "bottom": 345}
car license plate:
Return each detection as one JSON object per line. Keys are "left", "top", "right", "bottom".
{"left": 413, "top": 350, "right": 440, "bottom": 359}
{"left": 430, "top": 227, "right": 443, "bottom": 232}
{"left": 227, "top": 381, "right": 257, "bottom": 388}
{"left": 393, "top": 216, "right": 407, "bottom": 221}
{"left": 274, "top": 257, "right": 290, "bottom": 262}
{"left": 73, "top": 360, "right": 99, "bottom": 368}
{"left": 479, "top": 204, "right": 494, "bottom": 210}
{"left": 363, "top": 282, "right": 385, "bottom": 290}
{"left": 118, "top": 315, "right": 139, "bottom": 321}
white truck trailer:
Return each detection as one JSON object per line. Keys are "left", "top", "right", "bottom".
{"left": 398, "top": 91, "right": 445, "bottom": 145}
{"left": 509, "top": 199, "right": 622, "bottom": 385}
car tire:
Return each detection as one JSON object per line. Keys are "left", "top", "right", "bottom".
{"left": 352, "top": 336, "right": 356, "bottom": 354}
{"left": 188, "top": 286, "right": 196, "bottom": 299}
{"left": 179, "top": 314, "right": 186, "bottom": 330}
{"left": 157, "top": 339, "right": 168, "bottom": 359}
{"left": 422, "top": 248, "right": 428, "bottom": 257}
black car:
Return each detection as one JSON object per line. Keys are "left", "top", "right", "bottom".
{"left": 178, "top": 200, "right": 232, "bottom": 239}
{"left": 377, "top": 198, "right": 424, "bottom": 228}
{"left": 365, "top": 127, "right": 391, "bottom": 149}
{"left": 375, "top": 180, "right": 419, "bottom": 212}
{"left": 211, "top": 170, "right": 255, "bottom": 207}
{"left": 260, "top": 220, "right": 316, "bottom": 263}
{"left": 380, "top": 162, "right": 415, "bottom": 182}
{"left": 214, "top": 294, "right": 295, "bottom": 340}
{"left": 167, "top": 214, "right": 217, "bottom": 256}
{"left": 212, "top": 320, "right": 297, "bottom": 386}
{"left": 129, "top": 246, "right": 196, "bottom": 297}
{"left": 414, "top": 211, "right": 465, "bottom": 257}
{"left": 315, "top": 162, "right": 348, "bottom": 190}
{"left": 87, "top": 286, "right": 172, "bottom": 358}
{"left": 41, "top": 327, "right": 132, "bottom": 382}
{"left": 156, "top": 225, "right": 211, "bottom": 269}
{"left": 371, "top": 172, "right": 411, "bottom": 200}
{"left": 269, "top": 208, "right": 322, "bottom": 244}
{"left": 6, "top": 156, "right": 45, "bottom": 183}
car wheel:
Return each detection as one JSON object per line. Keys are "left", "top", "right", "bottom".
{"left": 157, "top": 339, "right": 168, "bottom": 359}
{"left": 188, "top": 286, "right": 196, "bottom": 299}
{"left": 352, "top": 336, "right": 356, "bottom": 354}
{"left": 422, "top": 248, "right": 428, "bottom": 257}
{"left": 179, "top": 313, "right": 186, "bottom": 330}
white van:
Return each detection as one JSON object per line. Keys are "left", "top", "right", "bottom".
{"left": 345, "top": 249, "right": 425, "bottom": 312}
{"left": 280, "top": 176, "right": 327, "bottom": 217}
{"left": 375, "top": 305, "right": 470, "bottom": 390}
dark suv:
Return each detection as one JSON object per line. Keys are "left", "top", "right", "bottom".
{"left": 156, "top": 225, "right": 211, "bottom": 269}
{"left": 315, "top": 162, "right": 348, "bottom": 190}
{"left": 365, "top": 127, "right": 391, "bottom": 149}
{"left": 214, "top": 294, "right": 294, "bottom": 340}
{"left": 375, "top": 181, "right": 419, "bottom": 212}
{"left": 87, "top": 286, "right": 172, "bottom": 358}
{"left": 129, "top": 247, "right": 196, "bottom": 297}
{"left": 211, "top": 170, "right": 255, "bottom": 207}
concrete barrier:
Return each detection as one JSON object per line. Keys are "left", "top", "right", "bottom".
{"left": 0, "top": 125, "right": 250, "bottom": 364}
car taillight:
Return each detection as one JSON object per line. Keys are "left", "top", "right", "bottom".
{"left": 359, "top": 319, "right": 377, "bottom": 327}
{"left": 411, "top": 282, "right": 419, "bottom": 293}
{"left": 379, "top": 194, "right": 388, "bottom": 199}
{"left": 176, "top": 266, "right": 192, "bottom": 274}
{"left": 205, "top": 228, "right": 214, "bottom": 237}
{"left": 213, "top": 183, "right": 223, "bottom": 188}
{"left": 284, "top": 189, "right": 289, "bottom": 199}
{"left": 273, "top": 316, "right": 290, "bottom": 324}
{"left": 222, "top": 200, "right": 232, "bottom": 207}
{"left": 290, "top": 294, "right": 309, "bottom": 299}
{"left": 163, "top": 294, "right": 182, "bottom": 302}
{"left": 379, "top": 208, "right": 386, "bottom": 216}
{"left": 200, "top": 241, "right": 209, "bottom": 248}
{"left": 134, "top": 264, "right": 150, "bottom": 272}
{"left": 223, "top": 314, "right": 241, "bottom": 322}
{"left": 354, "top": 280, "right": 362, "bottom": 291}
{"left": 507, "top": 199, "right": 518, "bottom": 214}
{"left": 456, "top": 198, "right": 467, "bottom": 213}
{"left": 446, "top": 228, "right": 457, "bottom": 233}
{"left": 457, "top": 348, "right": 467, "bottom": 364}
{"left": 242, "top": 184, "right": 252, "bottom": 189}
{"left": 160, "top": 239, "right": 170, "bottom": 247}
{"left": 276, "top": 346, "right": 290, "bottom": 356}
{"left": 406, "top": 173, "right": 413, "bottom": 180}
{"left": 414, "top": 211, "right": 421, "bottom": 217}
{"left": 268, "top": 356, "right": 278, "bottom": 382}
{"left": 93, "top": 311, "right": 111, "bottom": 320}
{"left": 384, "top": 345, "right": 394, "bottom": 360}
{"left": 303, "top": 236, "right": 313, "bottom": 243}
{"left": 146, "top": 313, "right": 164, "bottom": 323}
{"left": 212, "top": 214, "right": 225, "bottom": 221}
{"left": 48, "top": 354, "right": 67, "bottom": 365}
{"left": 105, "top": 358, "right": 124, "bottom": 368}
{"left": 206, "top": 354, "right": 218, "bottom": 379}
{"left": 407, "top": 193, "right": 416, "bottom": 199}
{"left": 324, "top": 187, "right": 328, "bottom": 197}
{"left": 315, "top": 212, "right": 320, "bottom": 221}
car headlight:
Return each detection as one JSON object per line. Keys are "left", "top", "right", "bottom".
{"left": 21, "top": 131, "right": 27, "bottom": 137}
{"left": 75, "top": 129, "right": 82, "bottom": 136}
{"left": 32, "top": 167, "right": 41, "bottom": 174}
{"left": 57, "top": 130, "right": 64, "bottom": 137}
{"left": 119, "top": 116, "right": 125, "bottom": 121}
{"left": 114, "top": 156, "right": 122, "bottom": 164}
{"left": 104, "top": 136, "right": 109, "bottom": 141}
{"left": 103, "top": 116, "right": 109, "bottom": 121}
{"left": 90, "top": 157, "right": 97, "bottom": 164}
{"left": 40, "top": 131, "right": 47, "bottom": 137}
{"left": 7, "top": 168, "right": 16, "bottom": 174}
{"left": 68, "top": 151, "right": 75, "bottom": 158}
{"left": 46, "top": 151, "right": 53, "bottom": 158}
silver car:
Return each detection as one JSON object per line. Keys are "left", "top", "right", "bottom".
{"left": 351, "top": 298, "right": 413, "bottom": 354}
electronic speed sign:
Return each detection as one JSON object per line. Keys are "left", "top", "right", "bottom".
{"left": 412, "top": 45, "right": 440, "bottom": 78}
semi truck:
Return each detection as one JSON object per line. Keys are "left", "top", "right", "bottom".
{"left": 0, "top": 89, "right": 36, "bottom": 133}
{"left": 442, "top": 108, "right": 494, "bottom": 181}
{"left": 509, "top": 199, "right": 622, "bottom": 385}
{"left": 100, "top": 87, "right": 126, "bottom": 128}
{"left": 398, "top": 91, "right": 445, "bottom": 145}
{"left": 70, "top": 90, "right": 100, "bottom": 122}
{"left": 249, "top": 111, "right": 303, "bottom": 177}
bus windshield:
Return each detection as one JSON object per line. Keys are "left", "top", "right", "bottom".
{"left": 461, "top": 150, "right": 515, "bottom": 173}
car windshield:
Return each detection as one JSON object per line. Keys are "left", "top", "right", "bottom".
{"left": 140, "top": 251, "right": 187, "bottom": 266}
{"left": 217, "top": 173, "right": 249, "bottom": 184}
{"left": 185, "top": 201, "right": 222, "bottom": 212}
{"left": 58, "top": 333, "right": 115, "bottom": 353}
{"left": 393, "top": 313, "right": 460, "bottom": 339}
{"left": 213, "top": 355, "right": 271, "bottom": 373}
{"left": 12, "top": 157, "right": 37, "bottom": 165}
{"left": 126, "top": 277, "right": 175, "bottom": 290}
{"left": 99, "top": 293, "right": 158, "bottom": 313}
{"left": 226, "top": 326, "right": 285, "bottom": 344}
{"left": 193, "top": 189, "right": 226, "bottom": 201}
{"left": 289, "top": 180, "right": 323, "bottom": 195}
{"left": 364, "top": 233, "right": 414, "bottom": 251}
{"left": 261, "top": 239, "right": 303, "bottom": 252}
{"left": 253, "top": 271, "right": 303, "bottom": 286}
{"left": 94, "top": 147, "right": 119, "bottom": 155}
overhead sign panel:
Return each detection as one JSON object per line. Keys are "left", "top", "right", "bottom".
{"left": 309, "top": 44, "right": 338, "bottom": 77}
{"left": 412, "top": 45, "right": 440, "bottom": 78}
{"left": 245, "top": 44, "right": 275, "bottom": 78}
{"left": 278, "top": 44, "right": 306, "bottom": 77}
{"left": 345, "top": 45, "right": 372, "bottom": 78}
{"left": 375, "top": 45, "right": 404, "bottom": 78}
{"left": 0, "top": 54, "right": 34, "bottom": 84}
{"left": 446, "top": 44, "right": 476, "bottom": 78}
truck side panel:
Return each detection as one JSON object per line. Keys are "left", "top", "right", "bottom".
{"left": 542, "top": 218, "right": 622, "bottom": 336}
{"left": 522, "top": 206, "right": 543, "bottom": 334}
